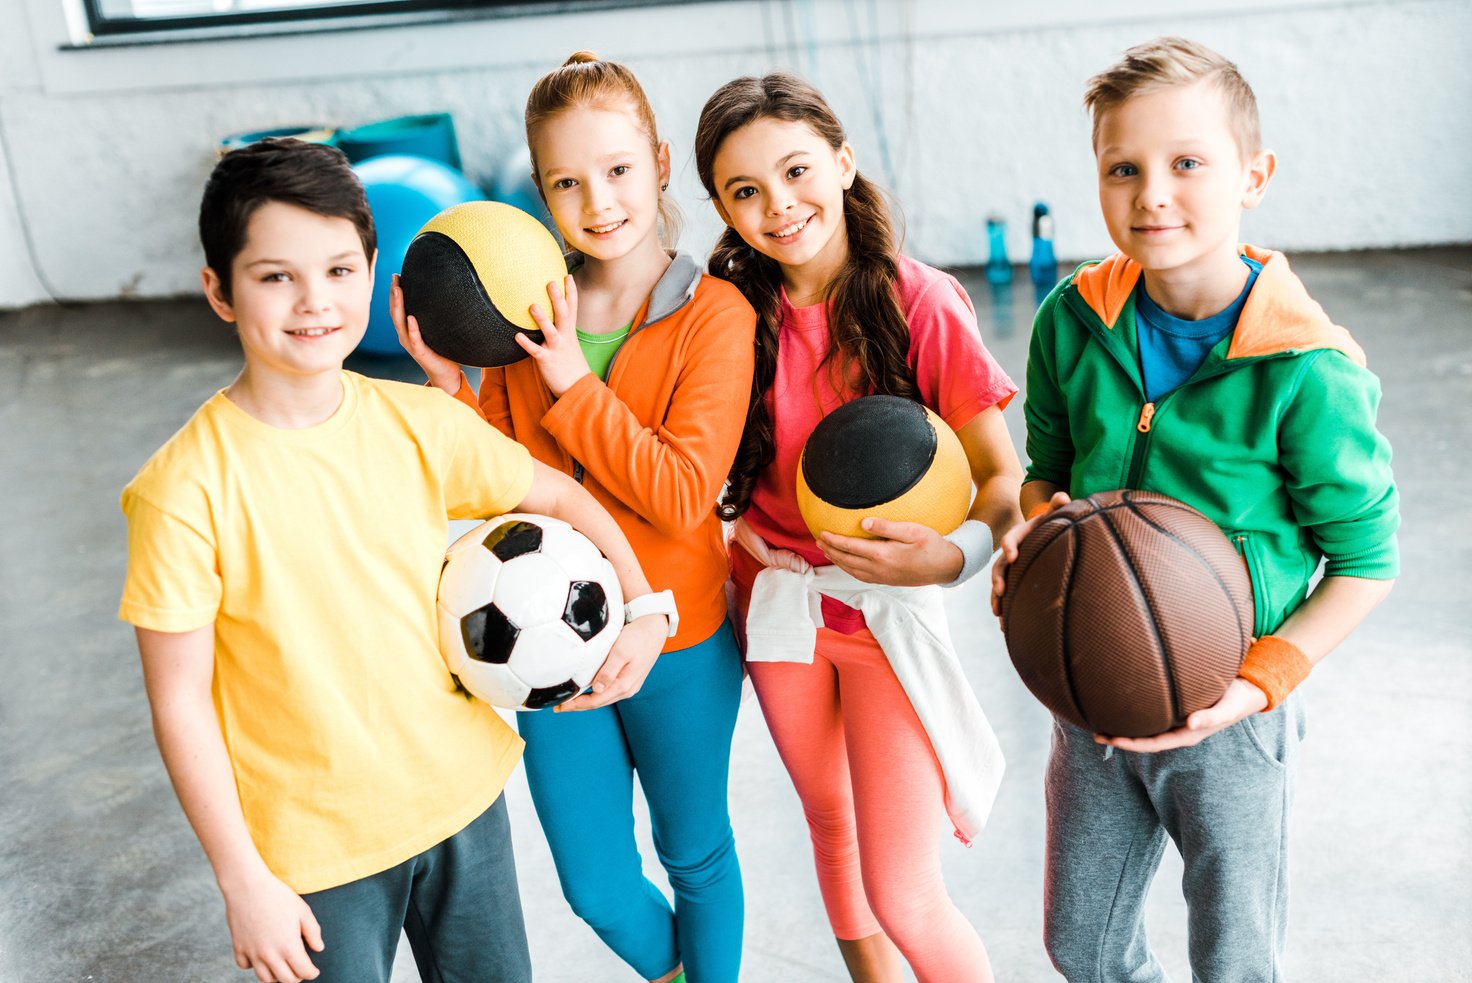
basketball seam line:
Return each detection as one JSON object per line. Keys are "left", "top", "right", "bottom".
{"left": 1055, "top": 514, "right": 1091, "bottom": 729}
{"left": 1120, "top": 490, "right": 1254, "bottom": 656}
{"left": 1095, "top": 496, "right": 1183, "bottom": 730}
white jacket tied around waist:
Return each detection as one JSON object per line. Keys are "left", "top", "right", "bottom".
{"left": 732, "top": 520, "right": 1005, "bottom": 843}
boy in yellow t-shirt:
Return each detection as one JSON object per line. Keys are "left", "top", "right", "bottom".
{"left": 119, "top": 138, "right": 670, "bottom": 983}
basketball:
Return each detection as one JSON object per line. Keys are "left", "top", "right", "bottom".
{"left": 796, "top": 395, "right": 971, "bottom": 541}
{"left": 399, "top": 200, "right": 567, "bottom": 368}
{"left": 1000, "top": 489, "right": 1253, "bottom": 737}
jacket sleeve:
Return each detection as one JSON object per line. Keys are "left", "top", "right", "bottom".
{"left": 1022, "top": 281, "right": 1076, "bottom": 488}
{"left": 539, "top": 294, "right": 757, "bottom": 537}
{"left": 475, "top": 367, "right": 516, "bottom": 440}
{"left": 1278, "top": 349, "right": 1400, "bottom": 579}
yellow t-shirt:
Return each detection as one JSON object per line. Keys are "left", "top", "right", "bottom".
{"left": 118, "top": 372, "right": 535, "bottom": 893}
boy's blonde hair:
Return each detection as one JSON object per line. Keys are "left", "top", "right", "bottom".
{"left": 1084, "top": 37, "right": 1260, "bottom": 158}
{"left": 524, "top": 51, "right": 681, "bottom": 247}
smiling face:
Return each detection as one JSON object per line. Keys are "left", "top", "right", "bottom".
{"left": 531, "top": 104, "right": 670, "bottom": 265}
{"left": 202, "top": 200, "right": 373, "bottom": 381}
{"left": 1095, "top": 80, "right": 1274, "bottom": 291}
{"left": 709, "top": 116, "right": 856, "bottom": 301}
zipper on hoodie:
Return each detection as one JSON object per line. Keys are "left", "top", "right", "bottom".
{"left": 1229, "top": 532, "right": 1268, "bottom": 637}
{"left": 572, "top": 320, "right": 640, "bottom": 486}
{"left": 558, "top": 251, "right": 692, "bottom": 486}
{"left": 1126, "top": 400, "right": 1158, "bottom": 488}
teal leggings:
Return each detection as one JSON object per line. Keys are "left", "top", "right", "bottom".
{"left": 517, "top": 621, "right": 744, "bottom": 982}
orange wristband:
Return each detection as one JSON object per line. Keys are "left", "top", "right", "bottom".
{"left": 1237, "top": 635, "right": 1312, "bottom": 711}
{"left": 1026, "top": 501, "right": 1055, "bottom": 521}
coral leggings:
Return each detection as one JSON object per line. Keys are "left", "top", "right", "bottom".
{"left": 733, "top": 549, "right": 987, "bottom": 981}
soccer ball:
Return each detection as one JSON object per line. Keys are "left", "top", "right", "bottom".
{"left": 436, "top": 513, "right": 624, "bottom": 710}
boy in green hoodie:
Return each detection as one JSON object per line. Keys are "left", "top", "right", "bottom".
{"left": 991, "top": 37, "right": 1399, "bottom": 982}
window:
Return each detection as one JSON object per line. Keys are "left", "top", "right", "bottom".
{"left": 78, "top": 0, "right": 689, "bottom": 42}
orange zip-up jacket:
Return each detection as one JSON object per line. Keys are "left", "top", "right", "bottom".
{"left": 454, "top": 253, "right": 757, "bottom": 651}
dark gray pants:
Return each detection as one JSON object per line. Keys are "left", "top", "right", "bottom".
{"left": 1044, "top": 698, "right": 1306, "bottom": 983}
{"left": 303, "top": 794, "right": 531, "bottom": 983}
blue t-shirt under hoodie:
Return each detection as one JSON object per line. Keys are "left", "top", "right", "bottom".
{"left": 1136, "top": 255, "right": 1263, "bottom": 402}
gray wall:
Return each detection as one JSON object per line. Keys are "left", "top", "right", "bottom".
{"left": 2, "top": 0, "right": 1469, "bottom": 308}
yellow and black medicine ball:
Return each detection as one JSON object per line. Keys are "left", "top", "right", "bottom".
{"left": 796, "top": 395, "right": 971, "bottom": 541}
{"left": 399, "top": 201, "right": 567, "bottom": 368}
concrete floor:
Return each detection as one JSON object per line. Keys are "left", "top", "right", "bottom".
{"left": 1, "top": 248, "right": 1468, "bottom": 983}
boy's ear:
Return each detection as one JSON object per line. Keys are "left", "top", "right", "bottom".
{"left": 200, "top": 267, "right": 236, "bottom": 323}
{"left": 836, "top": 141, "right": 857, "bottom": 191}
{"left": 366, "top": 248, "right": 378, "bottom": 292}
{"left": 1242, "top": 149, "right": 1277, "bottom": 210}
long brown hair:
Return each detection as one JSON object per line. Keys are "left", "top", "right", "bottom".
{"left": 525, "top": 50, "right": 682, "bottom": 247}
{"left": 694, "top": 72, "right": 915, "bottom": 521}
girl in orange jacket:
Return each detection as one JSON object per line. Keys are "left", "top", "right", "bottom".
{"left": 393, "top": 52, "right": 755, "bottom": 983}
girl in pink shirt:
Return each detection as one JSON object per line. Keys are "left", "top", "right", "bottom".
{"left": 695, "top": 73, "right": 1024, "bottom": 983}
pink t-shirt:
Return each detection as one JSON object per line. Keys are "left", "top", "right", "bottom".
{"left": 742, "top": 254, "right": 1017, "bottom": 633}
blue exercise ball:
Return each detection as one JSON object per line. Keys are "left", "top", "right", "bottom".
{"left": 490, "top": 147, "right": 557, "bottom": 237}
{"left": 353, "top": 154, "right": 486, "bottom": 356}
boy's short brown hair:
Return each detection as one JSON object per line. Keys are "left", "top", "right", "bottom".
{"left": 198, "top": 138, "right": 376, "bottom": 301}
{"left": 1084, "top": 37, "right": 1260, "bottom": 159}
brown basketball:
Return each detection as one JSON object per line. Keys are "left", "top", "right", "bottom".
{"left": 1000, "top": 489, "right": 1253, "bottom": 737}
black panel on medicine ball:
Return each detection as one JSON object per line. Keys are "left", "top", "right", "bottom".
{"left": 801, "top": 395, "right": 938, "bottom": 509}
{"left": 399, "top": 232, "right": 543, "bottom": 368}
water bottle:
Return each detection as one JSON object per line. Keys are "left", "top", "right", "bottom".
{"left": 985, "top": 214, "right": 1012, "bottom": 285}
{"left": 1030, "top": 202, "right": 1059, "bottom": 303}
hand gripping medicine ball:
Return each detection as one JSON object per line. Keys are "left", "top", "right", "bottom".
{"left": 1000, "top": 489, "right": 1254, "bottom": 738}
{"left": 399, "top": 201, "right": 567, "bottom": 368}
{"left": 796, "top": 395, "right": 971, "bottom": 541}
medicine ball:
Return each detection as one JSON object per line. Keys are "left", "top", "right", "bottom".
{"left": 796, "top": 395, "right": 971, "bottom": 541}
{"left": 1000, "top": 489, "right": 1253, "bottom": 738}
{"left": 399, "top": 201, "right": 567, "bottom": 368}
{"left": 354, "top": 155, "right": 485, "bottom": 356}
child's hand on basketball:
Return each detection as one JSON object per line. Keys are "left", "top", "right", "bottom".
{"left": 991, "top": 491, "right": 1072, "bottom": 617}
{"left": 390, "top": 274, "right": 464, "bottom": 395}
{"left": 520, "top": 275, "right": 594, "bottom": 397}
{"left": 817, "top": 517, "right": 962, "bottom": 586}
{"left": 555, "top": 611, "right": 665, "bottom": 712}
{"left": 221, "top": 870, "right": 323, "bottom": 983}
{"left": 1094, "top": 678, "right": 1269, "bottom": 752}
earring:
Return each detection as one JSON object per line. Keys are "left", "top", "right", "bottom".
{"left": 660, "top": 183, "right": 668, "bottom": 191}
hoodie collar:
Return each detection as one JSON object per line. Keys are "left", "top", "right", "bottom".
{"left": 644, "top": 252, "right": 702, "bottom": 326}
{"left": 1071, "top": 245, "right": 1366, "bottom": 366}
{"left": 564, "top": 250, "right": 703, "bottom": 331}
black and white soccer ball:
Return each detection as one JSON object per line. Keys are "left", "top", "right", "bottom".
{"left": 437, "top": 513, "right": 623, "bottom": 710}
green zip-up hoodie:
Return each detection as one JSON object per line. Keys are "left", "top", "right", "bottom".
{"left": 1024, "top": 245, "right": 1399, "bottom": 637}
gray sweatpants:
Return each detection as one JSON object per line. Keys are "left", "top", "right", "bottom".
{"left": 1043, "top": 697, "right": 1307, "bottom": 983}
{"left": 302, "top": 794, "right": 531, "bottom": 983}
